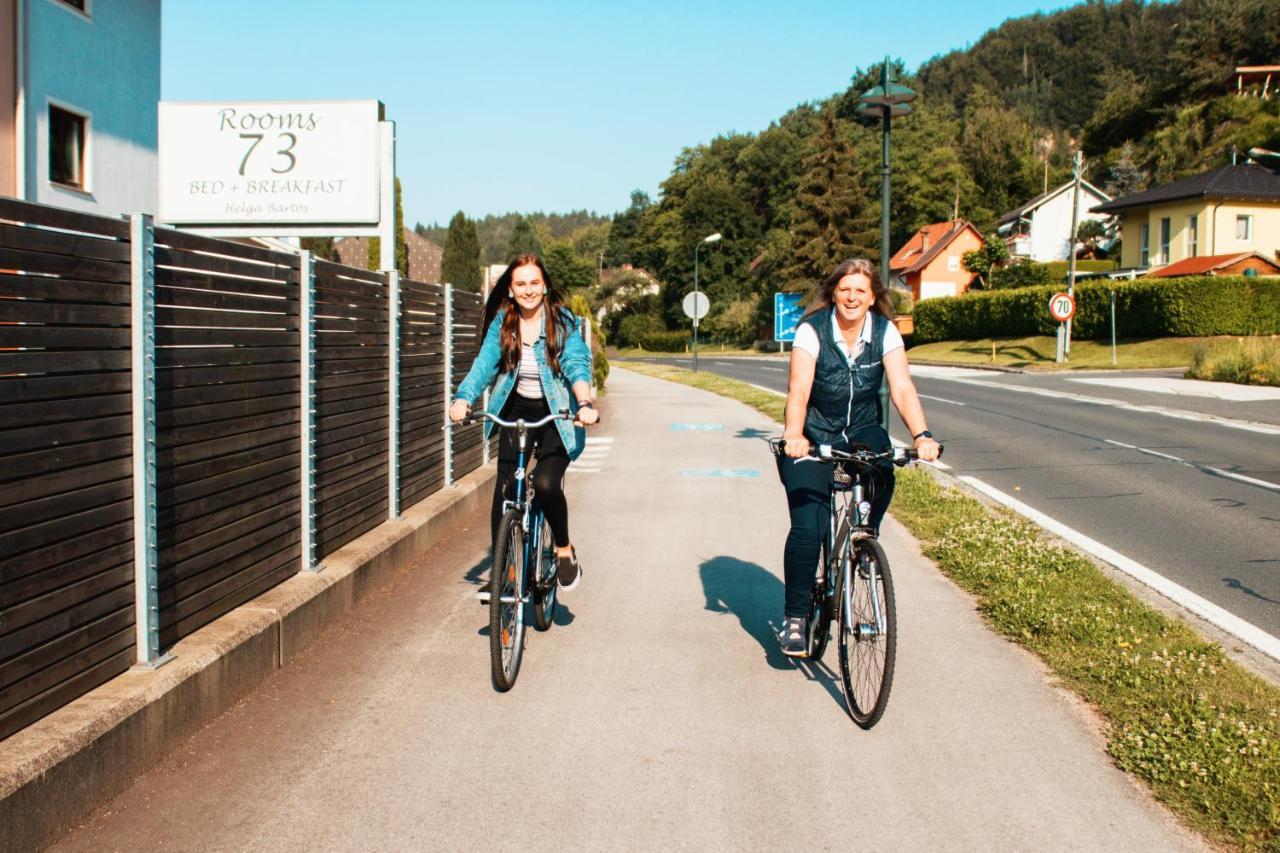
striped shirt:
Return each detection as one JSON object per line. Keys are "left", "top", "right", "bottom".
{"left": 515, "top": 343, "right": 543, "bottom": 398}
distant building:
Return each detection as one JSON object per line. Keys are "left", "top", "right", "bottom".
{"left": 1145, "top": 251, "right": 1280, "bottom": 278}
{"left": 1091, "top": 163, "right": 1280, "bottom": 272}
{"left": 1, "top": 0, "right": 161, "bottom": 215}
{"left": 889, "top": 219, "right": 983, "bottom": 302}
{"left": 1234, "top": 65, "right": 1278, "bottom": 99}
{"left": 996, "top": 179, "right": 1112, "bottom": 262}
{"left": 334, "top": 227, "right": 444, "bottom": 282}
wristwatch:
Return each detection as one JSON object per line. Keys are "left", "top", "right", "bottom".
{"left": 913, "top": 430, "right": 933, "bottom": 441}
{"left": 576, "top": 400, "right": 595, "bottom": 411}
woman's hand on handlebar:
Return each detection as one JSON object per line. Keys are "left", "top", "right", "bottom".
{"left": 574, "top": 405, "right": 600, "bottom": 427}
{"left": 914, "top": 435, "right": 942, "bottom": 462}
{"left": 783, "top": 434, "right": 810, "bottom": 459}
{"left": 448, "top": 399, "right": 470, "bottom": 423}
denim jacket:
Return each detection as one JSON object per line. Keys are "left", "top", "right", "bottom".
{"left": 454, "top": 307, "right": 593, "bottom": 460}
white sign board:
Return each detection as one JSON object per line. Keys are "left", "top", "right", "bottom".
{"left": 159, "top": 100, "right": 381, "bottom": 226}
{"left": 1048, "top": 292, "right": 1076, "bottom": 322}
{"left": 682, "top": 291, "right": 710, "bottom": 321}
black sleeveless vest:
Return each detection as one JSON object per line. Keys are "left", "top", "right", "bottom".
{"left": 802, "top": 309, "right": 888, "bottom": 445}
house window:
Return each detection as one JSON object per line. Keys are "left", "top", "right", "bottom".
{"left": 947, "top": 255, "right": 960, "bottom": 272}
{"left": 1159, "top": 217, "right": 1171, "bottom": 264}
{"left": 1236, "top": 215, "right": 1252, "bottom": 242}
{"left": 1186, "top": 215, "right": 1198, "bottom": 257}
{"left": 48, "top": 104, "right": 88, "bottom": 190}
{"left": 1140, "top": 223, "right": 1150, "bottom": 266}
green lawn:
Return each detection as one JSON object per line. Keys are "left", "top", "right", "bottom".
{"left": 907, "top": 335, "right": 1230, "bottom": 370}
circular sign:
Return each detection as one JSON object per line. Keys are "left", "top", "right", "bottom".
{"left": 1048, "top": 292, "right": 1076, "bottom": 322}
{"left": 682, "top": 291, "right": 710, "bottom": 321}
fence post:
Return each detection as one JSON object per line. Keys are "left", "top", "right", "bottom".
{"left": 443, "top": 281, "right": 453, "bottom": 487}
{"left": 388, "top": 270, "right": 400, "bottom": 518}
{"left": 299, "top": 251, "right": 320, "bottom": 573}
{"left": 130, "top": 213, "right": 171, "bottom": 669}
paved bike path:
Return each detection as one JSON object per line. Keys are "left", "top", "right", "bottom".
{"left": 50, "top": 368, "right": 1203, "bottom": 852}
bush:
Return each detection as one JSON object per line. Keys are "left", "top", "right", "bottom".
{"left": 991, "top": 259, "right": 1053, "bottom": 289}
{"left": 616, "top": 313, "right": 665, "bottom": 347}
{"left": 701, "top": 296, "right": 761, "bottom": 347}
{"left": 913, "top": 276, "right": 1280, "bottom": 343}
{"left": 638, "top": 330, "right": 690, "bottom": 352}
{"left": 1187, "top": 337, "right": 1280, "bottom": 386}
{"left": 593, "top": 350, "right": 610, "bottom": 389}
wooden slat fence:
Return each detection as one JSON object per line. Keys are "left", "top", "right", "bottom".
{"left": 398, "top": 279, "right": 447, "bottom": 508}
{"left": 152, "top": 227, "right": 302, "bottom": 647}
{"left": 450, "top": 290, "right": 486, "bottom": 479}
{"left": 0, "top": 199, "right": 136, "bottom": 741}
{"left": 313, "top": 259, "right": 388, "bottom": 559}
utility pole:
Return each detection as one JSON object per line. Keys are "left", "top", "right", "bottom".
{"left": 1065, "top": 149, "right": 1082, "bottom": 358}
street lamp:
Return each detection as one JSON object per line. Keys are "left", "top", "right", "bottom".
{"left": 857, "top": 58, "right": 916, "bottom": 431}
{"left": 693, "top": 232, "right": 721, "bottom": 372}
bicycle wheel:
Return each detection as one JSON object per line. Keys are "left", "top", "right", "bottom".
{"left": 532, "top": 515, "right": 558, "bottom": 631}
{"left": 808, "top": 536, "right": 833, "bottom": 661}
{"left": 490, "top": 511, "right": 526, "bottom": 692}
{"left": 837, "top": 536, "right": 897, "bottom": 728}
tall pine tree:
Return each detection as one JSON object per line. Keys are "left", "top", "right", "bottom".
{"left": 505, "top": 215, "right": 544, "bottom": 260}
{"left": 783, "top": 107, "right": 870, "bottom": 291}
{"left": 368, "top": 178, "right": 408, "bottom": 275}
{"left": 441, "top": 211, "right": 482, "bottom": 291}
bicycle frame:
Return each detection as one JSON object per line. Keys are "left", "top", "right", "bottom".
{"left": 827, "top": 463, "right": 887, "bottom": 640}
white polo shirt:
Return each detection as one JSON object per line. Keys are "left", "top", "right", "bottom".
{"left": 793, "top": 311, "right": 904, "bottom": 364}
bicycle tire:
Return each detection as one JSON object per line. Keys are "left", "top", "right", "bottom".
{"left": 809, "top": 536, "right": 833, "bottom": 661}
{"left": 837, "top": 536, "right": 897, "bottom": 728}
{"left": 532, "top": 516, "right": 558, "bottom": 631}
{"left": 490, "top": 512, "right": 526, "bottom": 692}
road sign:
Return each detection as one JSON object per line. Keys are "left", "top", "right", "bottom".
{"left": 1049, "top": 292, "right": 1076, "bottom": 322}
{"left": 774, "top": 292, "right": 804, "bottom": 342}
{"left": 682, "top": 291, "right": 709, "bottom": 322}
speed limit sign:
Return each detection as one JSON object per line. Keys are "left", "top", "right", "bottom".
{"left": 1049, "top": 292, "right": 1076, "bottom": 322}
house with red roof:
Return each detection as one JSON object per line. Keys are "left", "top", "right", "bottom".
{"left": 1145, "top": 251, "right": 1280, "bottom": 278}
{"left": 889, "top": 220, "right": 983, "bottom": 302}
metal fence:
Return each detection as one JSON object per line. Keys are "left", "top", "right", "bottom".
{"left": 0, "top": 198, "right": 489, "bottom": 740}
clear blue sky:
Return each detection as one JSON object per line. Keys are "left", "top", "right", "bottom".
{"left": 163, "top": 0, "right": 1069, "bottom": 227}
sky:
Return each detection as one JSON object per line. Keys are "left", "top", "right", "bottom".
{"left": 163, "top": 0, "right": 1071, "bottom": 228}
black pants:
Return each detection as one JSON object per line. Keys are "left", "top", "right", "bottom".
{"left": 774, "top": 424, "right": 895, "bottom": 618}
{"left": 491, "top": 395, "right": 572, "bottom": 548}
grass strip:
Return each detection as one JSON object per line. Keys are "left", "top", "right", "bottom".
{"left": 617, "top": 361, "right": 1280, "bottom": 851}
{"left": 906, "top": 335, "right": 1210, "bottom": 370}
{"left": 1186, "top": 336, "right": 1280, "bottom": 387}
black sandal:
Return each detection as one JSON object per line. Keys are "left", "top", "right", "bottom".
{"left": 779, "top": 616, "right": 808, "bottom": 658}
{"left": 556, "top": 546, "right": 582, "bottom": 591}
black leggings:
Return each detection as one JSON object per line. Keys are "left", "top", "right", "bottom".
{"left": 775, "top": 425, "right": 895, "bottom": 618}
{"left": 491, "top": 395, "right": 572, "bottom": 549}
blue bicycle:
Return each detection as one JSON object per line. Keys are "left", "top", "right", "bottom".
{"left": 460, "top": 410, "right": 572, "bottom": 691}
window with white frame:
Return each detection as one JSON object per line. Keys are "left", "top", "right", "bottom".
{"left": 1140, "top": 223, "right": 1150, "bottom": 266}
{"left": 1236, "top": 214, "right": 1252, "bottom": 242}
{"left": 48, "top": 104, "right": 88, "bottom": 191}
{"left": 1186, "top": 214, "right": 1198, "bottom": 257}
{"left": 1159, "top": 217, "right": 1171, "bottom": 264}
{"left": 947, "top": 255, "right": 960, "bottom": 272}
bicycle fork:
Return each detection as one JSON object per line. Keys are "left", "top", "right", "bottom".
{"left": 847, "top": 483, "right": 886, "bottom": 641}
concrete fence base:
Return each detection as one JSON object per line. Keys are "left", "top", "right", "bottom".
{"left": 0, "top": 466, "right": 496, "bottom": 853}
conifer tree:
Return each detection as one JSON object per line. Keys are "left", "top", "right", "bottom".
{"left": 367, "top": 178, "right": 408, "bottom": 275}
{"left": 783, "top": 107, "right": 870, "bottom": 290}
{"left": 441, "top": 211, "right": 482, "bottom": 291}
{"left": 505, "top": 215, "right": 544, "bottom": 260}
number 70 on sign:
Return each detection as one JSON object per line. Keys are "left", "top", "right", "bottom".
{"left": 1048, "top": 292, "right": 1076, "bottom": 322}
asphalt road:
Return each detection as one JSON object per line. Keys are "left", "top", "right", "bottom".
{"left": 47, "top": 369, "right": 1204, "bottom": 852}
{"left": 641, "top": 355, "right": 1280, "bottom": 641}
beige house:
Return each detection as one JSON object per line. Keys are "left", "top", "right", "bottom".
{"left": 334, "top": 228, "right": 443, "bottom": 282}
{"left": 1092, "top": 163, "right": 1280, "bottom": 271}
{"left": 888, "top": 219, "right": 983, "bottom": 302}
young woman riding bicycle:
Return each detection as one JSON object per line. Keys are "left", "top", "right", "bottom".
{"left": 449, "top": 254, "right": 598, "bottom": 591}
{"left": 776, "top": 258, "right": 940, "bottom": 657}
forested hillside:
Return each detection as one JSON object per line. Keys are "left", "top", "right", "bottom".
{"left": 416, "top": 210, "right": 611, "bottom": 265}
{"left": 603, "top": 0, "right": 1279, "bottom": 340}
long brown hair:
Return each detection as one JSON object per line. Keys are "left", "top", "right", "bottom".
{"left": 800, "top": 258, "right": 895, "bottom": 321}
{"left": 481, "top": 254, "right": 570, "bottom": 374}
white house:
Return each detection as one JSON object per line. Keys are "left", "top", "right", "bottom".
{"left": 2, "top": 0, "right": 161, "bottom": 215}
{"left": 996, "top": 178, "right": 1112, "bottom": 262}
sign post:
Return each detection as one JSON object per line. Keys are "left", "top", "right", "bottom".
{"left": 773, "top": 292, "right": 804, "bottom": 350}
{"left": 1049, "top": 291, "right": 1076, "bottom": 363}
{"left": 682, "top": 291, "right": 710, "bottom": 371}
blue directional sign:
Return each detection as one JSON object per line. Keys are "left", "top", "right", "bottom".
{"left": 679, "top": 469, "right": 761, "bottom": 478}
{"left": 774, "top": 292, "right": 805, "bottom": 342}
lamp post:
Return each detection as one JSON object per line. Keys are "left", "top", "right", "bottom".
{"left": 857, "top": 57, "right": 916, "bottom": 431}
{"left": 693, "top": 232, "right": 721, "bottom": 372}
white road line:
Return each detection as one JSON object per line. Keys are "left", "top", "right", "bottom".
{"left": 760, "top": 366, "right": 785, "bottom": 372}
{"left": 948, "top": 378, "right": 1280, "bottom": 436}
{"left": 1104, "top": 439, "right": 1280, "bottom": 493}
{"left": 749, "top": 383, "right": 785, "bottom": 396}
{"left": 919, "top": 393, "right": 966, "bottom": 406}
{"left": 584, "top": 437, "right": 615, "bottom": 444}
{"left": 958, "top": 475, "right": 1280, "bottom": 663}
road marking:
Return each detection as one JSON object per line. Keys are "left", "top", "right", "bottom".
{"left": 585, "top": 437, "right": 614, "bottom": 444}
{"left": 946, "top": 378, "right": 1280, "bottom": 436}
{"left": 670, "top": 423, "right": 725, "bottom": 431}
{"left": 713, "top": 361, "right": 735, "bottom": 366}
{"left": 958, "top": 475, "right": 1280, "bottom": 662}
{"left": 1104, "top": 439, "right": 1280, "bottom": 493}
{"left": 760, "top": 366, "right": 785, "bottom": 372}
{"left": 918, "top": 393, "right": 966, "bottom": 406}
{"left": 749, "top": 383, "right": 784, "bottom": 396}
{"left": 679, "top": 469, "right": 761, "bottom": 478}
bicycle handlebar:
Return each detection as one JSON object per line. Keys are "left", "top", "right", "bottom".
{"left": 445, "top": 409, "right": 577, "bottom": 430}
{"left": 768, "top": 437, "right": 941, "bottom": 467}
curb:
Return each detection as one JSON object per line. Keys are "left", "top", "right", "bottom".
{"left": 0, "top": 466, "right": 496, "bottom": 853}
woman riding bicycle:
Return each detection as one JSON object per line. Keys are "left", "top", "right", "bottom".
{"left": 449, "top": 254, "right": 598, "bottom": 591}
{"left": 776, "top": 258, "right": 940, "bottom": 657}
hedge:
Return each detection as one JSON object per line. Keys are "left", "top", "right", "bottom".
{"left": 637, "top": 330, "right": 691, "bottom": 352}
{"left": 913, "top": 276, "right": 1280, "bottom": 343}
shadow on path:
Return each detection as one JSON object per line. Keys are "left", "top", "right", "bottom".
{"left": 699, "top": 555, "right": 845, "bottom": 709}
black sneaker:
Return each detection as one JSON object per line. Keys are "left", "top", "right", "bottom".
{"left": 779, "top": 616, "right": 808, "bottom": 658}
{"left": 557, "top": 547, "right": 582, "bottom": 591}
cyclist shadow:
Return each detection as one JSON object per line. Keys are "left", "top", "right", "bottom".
{"left": 699, "top": 556, "right": 845, "bottom": 707}
{"left": 469, "top": 551, "right": 577, "bottom": 636}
